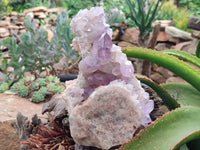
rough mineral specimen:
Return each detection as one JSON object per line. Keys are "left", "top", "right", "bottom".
{"left": 63, "top": 7, "right": 153, "bottom": 149}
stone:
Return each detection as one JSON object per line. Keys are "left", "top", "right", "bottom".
{"left": 0, "top": 28, "right": 8, "bottom": 34}
{"left": 8, "top": 25, "right": 20, "bottom": 30}
{"left": 45, "top": 7, "right": 153, "bottom": 149}
{"left": 191, "top": 30, "right": 200, "bottom": 39}
{"left": 34, "top": 12, "right": 46, "bottom": 18}
{"left": 120, "top": 27, "right": 139, "bottom": 44}
{"left": 152, "top": 20, "right": 174, "bottom": 31}
{"left": 0, "top": 94, "right": 44, "bottom": 122}
{"left": 155, "top": 43, "right": 171, "bottom": 51}
{"left": 112, "top": 29, "right": 119, "bottom": 40}
{"left": 0, "top": 21, "right": 10, "bottom": 27}
{"left": 165, "top": 26, "right": 194, "bottom": 41}
{"left": 19, "top": 29, "right": 26, "bottom": 34}
{"left": 10, "top": 11, "right": 18, "bottom": 16}
{"left": 166, "top": 76, "right": 187, "bottom": 83}
{"left": 23, "top": 6, "right": 48, "bottom": 14}
{"left": 154, "top": 67, "right": 174, "bottom": 79}
{"left": 0, "top": 32, "right": 10, "bottom": 38}
{"left": 174, "top": 41, "right": 192, "bottom": 51}
{"left": 187, "top": 17, "right": 200, "bottom": 30}
{"left": 117, "top": 41, "right": 137, "bottom": 48}
{"left": 150, "top": 73, "right": 166, "bottom": 84}
{"left": 156, "top": 31, "right": 180, "bottom": 43}
{"left": 47, "top": 7, "right": 65, "bottom": 13}
{"left": 4, "top": 17, "right": 11, "bottom": 22}
{"left": 69, "top": 83, "right": 143, "bottom": 149}
{"left": 183, "top": 39, "right": 199, "bottom": 55}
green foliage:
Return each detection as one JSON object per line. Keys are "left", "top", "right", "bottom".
{"left": 8, "top": 0, "right": 53, "bottom": 13}
{"left": 163, "top": 50, "right": 200, "bottom": 68}
{"left": 47, "top": 82, "right": 64, "bottom": 94}
{"left": 158, "top": 1, "right": 191, "bottom": 32}
{"left": 120, "top": 106, "right": 200, "bottom": 150}
{"left": 136, "top": 75, "right": 180, "bottom": 110}
{"left": 10, "top": 75, "right": 65, "bottom": 102}
{"left": 31, "top": 91, "right": 45, "bottom": 103}
{"left": 18, "top": 85, "right": 29, "bottom": 97}
{"left": 125, "top": 0, "right": 164, "bottom": 38}
{"left": 123, "top": 47, "right": 200, "bottom": 92}
{"left": 179, "top": 0, "right": 200, "bottom": 16}
{"left": 58, "top": 0, "right": 101, "bottom": 17}
{"left": 30, "top": 82, "right": 39, "bottom": 90}
{"left": 196, "top": 40, "right": 200, "bottom": 58}
{"left": 107, "top": 8, "right": 125, "bottom": 26}
{"left": 122, "top": 44, "right": 200, "bottom": 149}
{"left": 162, "top": 83, "right": 200, "bottom": 107}
{"left": 0, "top": 82, "right": 9, "bottom": 93}
{"left": 0, "top": 0, "right": 13, "bottom": 18}
{"left": 38, "top": 87, "right": 48, "bottom": 95}
{"left": 36, "top": 78, "right": 46, "bottom": 86}
{"left": 0, "top": 11, "right": 79, "bottom": 79}
{"left": 10, "top": 79, "right": 24, "bottom": 91}
{"left": 46, "top": 75, "right": 60, "bottom": 84}
{"left": 54, "top": 11, "right": 80, "bottom": 71}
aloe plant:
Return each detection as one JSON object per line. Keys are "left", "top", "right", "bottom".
{"left": 119, "top": 47, "right": 200, "bottom": 150}
{"left": 125, "top": 0, "right": 164, "bottom": 47}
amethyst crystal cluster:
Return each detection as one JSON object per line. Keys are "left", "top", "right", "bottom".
{"left": 63, "top": 7, "right": 154, "bottom": 149}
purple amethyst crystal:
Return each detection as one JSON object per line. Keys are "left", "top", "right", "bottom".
{"left": 62, "top": 6, "right": 154, "bottom": 149}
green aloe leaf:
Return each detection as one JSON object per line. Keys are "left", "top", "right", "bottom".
{"left": 123, "top": 47, "right": 200, "bottom": 92}
{"left": 136, "top": 75, "right": 180, "bottom": 110}
{"left": 119, "top": 106, "right": 200, "bottom": 150}
{"left": 163, "top": 50, "right": 200, "bottom": 68}
{"left": 162, "top": 83, "right": 200, "bottom": 107}
{"left": 196, "top": 40, "right": 200, "bottom": 58}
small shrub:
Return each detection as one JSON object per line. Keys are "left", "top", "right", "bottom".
{"left": 30, "top": 82, "right": 39, "bottom": 91}
{"left": 38, "top": 87, "right": 48, "bottom": 95}
{"left": 18, "top": 85, "right": 29, "bottom": 97}
{"left": 31, "top": 91, "right": 45, "bottom": 103}
{"left": 37, "top": 78, "right": 46, "bottom": 86}
{"left": 0, "top": 82, "right": 9, "bottom": 93}
{"left": 46, "top": 75, "right": 60, "bottom": 84}
{"left": 159, "top": 1, "right": 191, "bottom": 32}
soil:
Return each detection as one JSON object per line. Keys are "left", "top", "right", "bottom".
{"left": 0, "top": 121, "right": 20, "bottom": 150}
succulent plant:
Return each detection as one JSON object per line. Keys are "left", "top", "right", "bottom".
{"left": 36, "top": 78, "right": 46, "bottom": 86}
{"left": 0, "top": 82, "right": 9, "bottom": 93}
{"left": 47, "top": 83, "right": 59, "bottom": 94}
{"left": 23, "top": 76, "right": 35, "bottom": 83}
{"left": 10, "top": 75, "right": 65, "bottom": 102}
{"left": 31, "top": 91, "right": 45, "bottom": 103}
{"left": 58, "top": 85, "right": 65, "bottom": 93}
{"left": 38, "top": 87, "right": 48, "bottom": 96}
{"left": 18, "top": 85, "right": 29, "bottom": 97}
{"left": 30, "top": 82, "right": 39, "bottom": 91}
{"left": 46, "top": 75, "right": 60, "bottom": 84}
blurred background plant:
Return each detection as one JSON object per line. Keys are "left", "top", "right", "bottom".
{"left": 176, "top": 0, "right": 200, "bottom": 16}
{"left": 125, "top": 0, "right": 164, "bottom": 47}
{"left": 158, "top": 1, "right": 192, "bottom": 32}
{"left": 0, "top": 0, "right": 13, "bottom": 18}
{"left": 0, "top": 11, "right": 79, "bottom": 82}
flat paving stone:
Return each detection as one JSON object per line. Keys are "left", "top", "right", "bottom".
{"left": 0, "top": 93, "right": 44, "bottom": 122}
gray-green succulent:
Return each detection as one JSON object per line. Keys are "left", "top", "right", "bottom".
{"left": 10, "top": 75, "right": 65, "bottom": 103}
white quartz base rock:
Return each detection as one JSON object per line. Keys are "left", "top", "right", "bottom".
{"left": 68, "top": 82, "right": 142, "bottom": 149}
